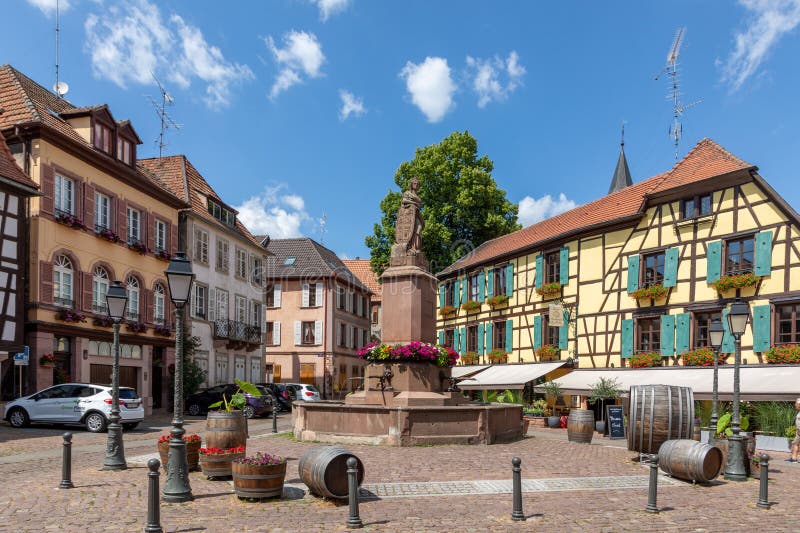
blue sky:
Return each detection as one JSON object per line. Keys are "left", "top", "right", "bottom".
{"left": 6, "top": 1, "right": 800, "bottom": 260}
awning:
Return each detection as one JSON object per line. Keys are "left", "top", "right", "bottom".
{"left": 537, "top": 365, "right": 800, "bottom": 401}
{"left": 451, "top": 365, "right": 490, "bottom": 379}
{"left": 459, "top": 362, "right": 567, "bottom": 390}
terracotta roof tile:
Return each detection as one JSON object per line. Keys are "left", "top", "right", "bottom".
{"left": 342, "top": 259, "right": 381, "bottom": 301}
{"left": 0, "top": 130, "right": 37, "bottom": 190}
{"left": 439, "top": 138, "right": 753, "bottom": 276}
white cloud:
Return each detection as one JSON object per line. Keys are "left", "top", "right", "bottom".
{"left": 720, "top": 0, "right": 800, "bottom": 91}
{"left": 83, "top": 0, "right": 252, "bottom": 109}
{"left": 266, "top": 31, "right": 325, "bottom": 99}
{"left": 465, "top": 51, "right": 525, "bottom": 108}
{"left": 339, "top": 90, "right": 366, "bottom": 120}
{"left": 399, "top": 56, "right": 456, "bottom": 123}
{"left": 310, "top": 0, "right": 351, "bottom": 21}
{"left": 235, "top": 186, "right": 312, "bottom": 239}
{"left": 518, "top": 193, "right": 577, "bottom": 226}
{"left": 26, "top": 0, "right": 69, "bottom": 16}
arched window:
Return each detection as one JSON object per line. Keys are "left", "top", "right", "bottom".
{"left": 53, "top": 255, "right": 73, "bottom": 307}
{"left": 92, "top": 267, "right": 110, "bottom": 314}
{"left": 126, "top": 276, "right": 140, "bottom": 321}
{"left": 154, "top": 284, "right": 166, "bottom": 324}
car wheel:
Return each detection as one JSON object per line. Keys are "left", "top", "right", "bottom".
{"left": 85, "top": 412, "right": 108, "bottom": 433}
{"left": 243, "top": 405, "right": 255, "bottom": 419}
{"left": 123, "top": 422, "right": 140, "bottom": 431}
{"left": 7, "top": 408, "right": 29, "bottom": 428}
{"left": 187, "top": 403, "right": 202, "bottom": 416}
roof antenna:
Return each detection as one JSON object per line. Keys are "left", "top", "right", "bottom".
{"left": 620, "top": 121, "right": 625, "bottom": 148}
{"left": 52, "top": 0, "right": 69, "bottom": 98}
{"left": 654, "top": 27, "right": 701, "bottom": 160}
{"left": 318, "top": 213, "right": 328, "bottom": 244}
{"left": 146, "top": 73, "right": 181, "bottom": 159}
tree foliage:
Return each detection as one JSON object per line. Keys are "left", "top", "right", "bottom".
{"left": 168, "top": 333, "right": 206, "bottom": 400}
{"left": 366, "top": 131, "right": 520, "bottom": 277}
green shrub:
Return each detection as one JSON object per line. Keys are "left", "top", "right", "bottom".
{"left": 751, "top": 401, "right": 796, "bottom": 436}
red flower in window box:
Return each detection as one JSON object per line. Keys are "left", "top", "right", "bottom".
{"left": 56, "top": 309, "right": 86, "bottom": 323}
{"left": 155, "top": 249, "right": 172, "bottom": 261}
{"left": 438, "top": 305, "right": 456, "bottom": 317}
{"left": 630, "top": 351, "right": 663, "bottom": 368}
{"left": 460, "top": 352, "right": 480, "bottom": 365}
{"left": 630, "top": 284, "right": 669, "bottom": 300}
{"left": 486, "top": 294, "right": 509, "bottom": 308}
{"left": 153, "top": 324, "right": 172, "bottom": 337}
{"left": 764, "top": 345, "right": 800, "bottom": 364}
{"left": 711, "top": 273, "right": 759, "bottom": 293}
{"left": 96, "top": 228, "right": 122, "bottom": 243}
{"left": 460, "top": 300, "right": 481, "bottom": 313}
{"left": 488, "top": 349, "right": 508, "bottom": 364}
{"left": 55, "top": 212, "right": 87, "bottom": 230}
{"left": 127, "top": 241, "right": 150, "bottom": 255}
{"left": 536, "top": 282, "right": 561, "bottom": 299}
{"left": 126, "top": 321, "right": 147, "bottom": 333}
{"left": 682, "top": 348, "right": 716, "bottom": 366}
{"left": 39, "top": 353, "right": 56, "bottom": 366}
{"left": 536, "top": 344, "right": 560, "bottom": 361}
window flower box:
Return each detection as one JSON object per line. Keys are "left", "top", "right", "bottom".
{"left": 55, "top": 212, "right": 87, "bottom": 230}
{"left": 56, "top": 309, "right": 86, "bottom": 323}
{"left": 93, "top": 316, "right": 114, "bottom": 328}
{"left": 488, "top": 349, "right": 508, "bottom": 364}
{"left": 127, "top": 241, "right": 150, "bottom": 255}
{"left": 39, "top": 353, "right": 56, "bottom": 367}
{"left": 536, "top": 344, "right": 560, "bottom": 361}
{"left": 126, "top": 321, "right": 148, "bottom": 334}
{"left": 461, "top": 352, "right": 480, "bottom": 365}
{"left": 536, "top": 282, "right": 561, "bottom": 299}
{"left": 461, "top": 300, "right": 481, "bottom": 313}
{"left": 764, "top": 344, "right": 800, "bottom": 364}
{"left": 630, "top": 284, "right": 669, "bottom": 300}
{"left": 438, "top": 305, "right": 456, "bottom": 317}
{"left": 96, "top": 228, "right": 122, "bottom": 243}
{"left": 155, "top": 249, "right": 172, "bottom": 262}
{"left": 682, "top": 347, "right": 716, "bottom": 366}
{"left": 630, "top": 351, "right": 663, "bottom": 368}
{"left": 711, "top": 273, "right": 759, "bottom": 293}
{"left": 486, "top": 294, "right": 509, "bottom": 308}
{"left": 154, "top": 324, "right": 172, "bottom": 337}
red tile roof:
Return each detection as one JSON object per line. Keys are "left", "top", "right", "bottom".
{"left": 342, "top": 259, "right": 382, "bottom": 302}
{"left": 0, "top": 130, "right": 37, "bottom": 190}
{"left": 439, "top": 138, "right": 754, "bottom": 276}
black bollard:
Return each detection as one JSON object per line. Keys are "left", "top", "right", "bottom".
{"left": 145, "top": 459, "right": 163, "bottom": 533}
{"left": 645, "top": 454, "right": 659, "bottom": 514}
{"left": 58, "top": 432, "right": 74, "bottom": 489}
{"left": 757, "top": 453, "right": 771, "bottom": 509}
{"left": 272, "top": 399, "right": 278, "bottom": 434}
{"left": 511, "top": 456, "right": 526, "bottom": 521}
{"left": 346, "top": 457, "right": 363, "bottom": 529}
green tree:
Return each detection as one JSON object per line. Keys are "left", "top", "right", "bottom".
{"left": 168, "top": 333, "right": 206, "bottom": 400}
{"left": 366, "top": 131, "right": 520, "bottom": 276}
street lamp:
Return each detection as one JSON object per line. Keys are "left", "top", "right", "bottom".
{"left": 103, "top": 280, "right": 128, "bottom": 470}
{"left": 708, "top": 318, "right": 724, "bottom": 445}
{"left": 162, "top": 252, "right": 196, "bottom": 503}
{"left": 724, "top": 297, "right": 750, "bottom": 482}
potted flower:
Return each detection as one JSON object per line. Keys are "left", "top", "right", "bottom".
{"left": 764, "top": 345, "right": 800, "bottom": 364}
{"left": 39, "top": 353, "right": 56, "bottom": 367}
{"left": 630, "top": 351, "right": 663, "bottom": 368}
{"left": 461, "top": 352, "right": 480, "bottom": 365}
{"left": 157, "top": 434, "right": 201, "bottom": 471}
{"left": 92, "top": 316, "right": 114, "bottom": 328}
{"left": 438, "top": 305, "right": 456, "bottom": 317}
{"left": 587, "top": 377, "right": 621, "bottom": 433}
{"left": 524, "top": 399, "right": 549, "bottom": 429}
{"left": 127, "top": 240, "right": 150, "bottom": 255}
{"left": 232, "top": 452, "right": 288, "bottom": 500}
{"left": 711, "top": 272, "right": 759, "bottom": 293}
{"left": 198, "top": 445, "right": 246, "bottom": 478}
{"left": 96, "top": 228, "right": 122, "bottom": 243}
{"left": 536, "top": 282, "right": 561, "bottom": 299}
{"left": 488, "top": 349, "right": 508, "bottom": 364}
{"left": 461, "top": 300, "right": 481, "bottom": 313}
{"left": 683, "top": 348, "right": 716, "bottom": 366}
{"left": 630, "top": 284, "right": 669, "bottom": 301}
{"left": 154, "top": 249, "right": 172, "bottom": 261}
{"left": 541, "top": 380, "right": 563, "bottom": 428}
{"left": 536, "top": 344, "right": 560, "bottom": 362}
{"left": 55, "top": 212, "right": 87, "bottom": 230}
{"left": 56, "top": 309, "right": 86, "bottom": 323}
{"left": 126, "top": 321, "right": 147, "bottom": 334}
{"left": 357, "top": 342, "right": 459, "bottom": 367}
{"left": 486, "top": 294, "right": 509, "bottom": 308}
{"left": 153, "top": 324, "right": 172, "bottom": 337}
{"left": 205, "top": 379, "right": 261, "bottom": 454}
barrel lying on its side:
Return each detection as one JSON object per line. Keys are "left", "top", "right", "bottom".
{"left": 298, "top": 446, "right": 365, "bottom": 499}
{"left": 658, "top": 439, "right": 723, "bottom": 483}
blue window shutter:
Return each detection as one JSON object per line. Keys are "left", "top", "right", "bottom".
{"left": 439, "top": 284, "right": 445, "bottom": 308}
{"left": 559, "top": 311, "right": 569, "bottom": 350}
{"left": 660, "top": 315, "right": 675, "bottom": 357}
{"left": 478, "top": 271, "right": 485, "bottom": 302}
{"left": 535, "top": 255, "right": 543, "bottom": 288}
{"left": 438, "top": 330, "right": 444, "bottom": 345}
{"left": 721, "top": 309, "right": 735, "bottom": 353}
{"left": 533, "top": 315, "right": 542, "bottom": 350}
{"left": 487, "top": 269, "right": 494, "bottom": 296}
{"left": 559, "top": 246, "right": 569, "bottom": 286}
{"left": 485, "top": 322, "right": 493, "bottom": 351}
{"left": 755, "top": 231, "right": 773, "bottom": 276}
{"left": 627, "top": 256, "right": 640, "bottom": 293}
{"left": 675, "top": 313, "right": 690, "bottom": 355}
{"left": 505, "top": 319, "right": 513, "bottom": 352}
{"left": 454, "top": 328, "right": 461, "bottom": 353}
{"left": 453, "top": 279, "right": 461, "bottom": 307}
{"left": 460, "top": 327, "right": 467, "bottom": 353}
{"left": 752, "top": 305, "right": 771, "bottom": 353}
{"left": 477, "top": 323, "right": 485, "bottom": 355}
{"left": 621, "top": 319, "right": 633, "bottom": 358}
{"left": 505, "top": 263, "right": 514, "bottom": 297}
{"left": 664, "top": 247, "right": 679, "bottom": 288}
{"left": 706, "top": 241, "right": 722, "bottom": 283}
{"left": 462, "top": 277, "right": 469, "bottom": 303}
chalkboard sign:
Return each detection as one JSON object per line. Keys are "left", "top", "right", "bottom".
{"left": 606, "top": 405, "right": 626, "bottom": 439}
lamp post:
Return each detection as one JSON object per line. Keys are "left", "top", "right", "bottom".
{"left": 724, "top": 297, "right": 750, "bottom": 482}
{"left": 103, "top": 280, "right": 128, "bottom": 470}
{"left": 162, "top": 252, "right": 195, "bottom": 502}
{"left": 708, "top": 317, "right": 724, "bottom": 445}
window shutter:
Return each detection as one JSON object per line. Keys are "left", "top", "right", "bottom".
{"left": 533, "top": 315, "right": 542, "bottom": 350}
{"left": 752, "top": 305, "right": 771, "bottom": 353}
{"left": 314, "top": 320, "right": 323, "bottom": 345}
{"left": 478, "top": 271, "right": 485, "bottom": 302}
{"left": 347, "top": 325, "right": 353, "bottom": 348}
{"left": 621, "top": 319, "right": 633, "bottom": 358}
{"left": 485, "top": 322, "right": 493, "bottom": 351}
{"left": 438, "top": 330, "right": 444, "bottom": 345}
{"left": 505, "top": 319, "right": 513, "bottom": 353}
{"left": 535, "top": 254, "right": 543, "bottom": 288}
{"left": 720, "top": 309, "right": 734, "bottom": 353}
{"left": 273, "top": 322, "right": 281, "bottom": 346}
{"left": 118, "top": 200, "right": 128, "bottom": 242}
{"left": 301, "top": 283, "right": 310, "bottom": 307}
{"left": 660, "top": 315, "right": 675, "bottom": 357}
{"left": 559, "top": 247, "right": 569, "bottom": 286}
{"left": 462, "top": 277, "right": 469, "bottom": 303}
{"left": 439, "top": 284, "right": 445, "bottom": 308}
{"left": 315, "top": 282, "right": 323, "bottom": 306}
{"left": 506, "top": 263, "right": 514, "bottom": 297}
{"left": 40, "top": 165, "right": 55, "bottom": 215}
{"left": 82, "top": 272, "right": 93, "bottom": 312}
{"left": 208, "top": 290, "right": 216, "bottom": 322}
{"left": 461, "top": 327, "right": 467, "bottom": 353}
{"left": 169, "top": 221, "right": 178, "bottom": 255}
{"left": 146, "top": 213, "right": 156, "bottom": 253}
{"left": 755, "top": 231, "right": 773, "bottom": 276}
{"left": 627, "top": 256, "right": 640, "bottom": 293}
{"left": 145, "top": 289, "right": 155, "bottom": 323}
{"left": 274, "top": 284, "right": 282, "bottom": 307}
{"left": 453, "top": 279, "right": 461, "bottom": 307}
{"left": 559, "top": 311, "right": 569, "bottom": 350}
{"left": 453, "top": 328, "right": 460, "bottom": 352}
{"left": 83, "top": 184, "right": 95, "bottom": 228}
{"left": 294, "top": 321, "right": 302, "bottom": 345}
{"left": 477, "top": 323, "right": 485, "bottom": 355}
{"left": 675, "top": 313, "right": 690, "bottom": 355}
{"left": 706, "top": 241, "right": 722, "bottom": 283}
{"left": 487, "top": 270, "right": 494, "bottom": 296}
{"left": 357, "top": 293, "right": 363, "bottom": 316}
{"left": 336, "top": 322, "right": 342, "bottom": 346}
{"left": 664, "top": 247, "right": 679, "bottom": 288}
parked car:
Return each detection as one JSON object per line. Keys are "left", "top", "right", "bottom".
{"left": 185, "top": 384, "right": 272, "bottom": 419}
{"left": 3, "top": 383, "right": 144, "bottom": 433}
{"left": 257, "top": 383, "right": 292, "bottom": 412}
{"left": 284, "top": 383, "right": 321, "bottom": 401}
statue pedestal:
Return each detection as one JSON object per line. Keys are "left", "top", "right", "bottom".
{"left": 345, "top": 363, "right": 469, "bottom": 407}
{"left": 380, "top": 264, "right": 437, "bottom": 345}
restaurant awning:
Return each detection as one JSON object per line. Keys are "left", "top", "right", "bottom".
{"left": 451, "top": 365, "right": 490, "bottom": 379}
{"left": 458, "top": 361, "right": 568, "bottom": 390}
{"left": 536, "top": 365, "right": 800, "bottom": 401}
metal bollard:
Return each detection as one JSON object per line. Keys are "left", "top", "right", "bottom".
{"left": 58, "top": 432, "right": 74, "bottom": 489}
{"left": 272, "top": 400, "right": 278, "bottom": 434}
{"left": 757, "top": 453, "right": 771, "bottom": 509}
{"left": 145, "top": 459, "right": 163, "bottom": 533}
{"left": 511, "top": 456, "right": 526, "bottom": 521}
{"left": 346, "top": 457, "right": 363, "bottom": 529}
{"left": 645, "top": 454, "right": 659, "bottom": 513}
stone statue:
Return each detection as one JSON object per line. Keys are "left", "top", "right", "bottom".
{"left": 392, "top": 177, "right": 424, "bottom": 260}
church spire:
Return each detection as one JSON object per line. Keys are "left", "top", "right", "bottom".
{"left": 608, "top": 124, "right": 633, "bottom": 194}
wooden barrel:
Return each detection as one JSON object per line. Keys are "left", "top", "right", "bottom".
{"left": 567, "top": 409, "right": 595, "bottom": 444}
{"left": 658, "top": 439, "right": 723, "bottom": 483}
{"left": 199, "top": 452, "right": 244, "bottom": 478}
{"left": 158, "top": 440, "right": 200, "bottom": 471}
{"left": 298, "top": 446, "right": 365, "bottom": 499}
{"left": 232, "top": 461, "right": 287, "bottom": 499}
{"left": 205, "top": 411, "right": 247, "bottom": 451}
{"left": 692, "top": 422, "right": 701, "bottom": 442}
{"left": 628, "top": 385, "right": 694, "bottom": 454}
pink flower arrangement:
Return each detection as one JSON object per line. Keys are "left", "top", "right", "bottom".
{"left": 199, "top": 446, "right": 245, "bottom": 456}
{"left": 357, "top": 341, "right": 459, "bottom": 367}
{"left": 233, "top": 452, "right": 286, "bottom": 466}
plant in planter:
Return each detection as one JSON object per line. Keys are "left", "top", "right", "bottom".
{"left": 357, "top": 341, "right": 459, "bottom": 367}
{"left": 39, "top": 353, "right": 56, "bottom": 367}
{"left": 682, "top": 347, "right": 716, "bottom": 366}
{"left": 153, "top": 324, "right": 172, "bottom": 337}
{"left": 198, "top": 446, "right": 246, "bottom": 478}
{"left": 715, "top": 412, "right": 750, "bottom": 438}
{"left": 126, "top": 321, "right": 147, "bottom": 333}
{"left": 587, "top": 377, "right": 621, "bottom": 433}
{"left": 630, "top": 351, "right": 663, "bottom": 368}
{"left": 711, "top": 272, "right": 759, "bottom": 293}
{"left": 438, "top": 305, "right": 457, "bottom": 317}
{"left": 487, "top": 349, "right": 508, "bottom": 364}
{"left": 536, "top": 344, "right": 560, "bottom": 361}
{"left": 157, "top": 434, "right": 201, "bottom": 471}
{"left": 630, "top": 284, "right": 669, "bottom": 301}
{"left": 55, "top": 212, "right": 87, "bottom": 230}
{"left": 56, "top": 309, "right": 86, "bottom": 323}
{"left": 92, "top": 316, "right": 114, "bottom": 328}
{"left": 154, "top": 249, "right": 172, "bottom": 261}
{"left": 461, "top": 352, "right": 480, "bottom": 365}
{"left": 127, "top": 240, "right": 150, "bottom": 255}
{"left": 486, "top": 294, "right": 509, "bottom": 308}
{"left": 764, "top": 344, "right": 800, "bottom": 364}
{"left": 535, "top": 282, "right": 561, "bottom": 299}
{"left": 460, "top": 300, "right": 481, "bottom": 313}
{"left": 232, "top": 452, "right": 288, "bottom": 500}
{"left": 541, "top": 380, "right": 563, "bottom": 428}
{"left": 96, "top": 228, "right": 122, "bottom": 243}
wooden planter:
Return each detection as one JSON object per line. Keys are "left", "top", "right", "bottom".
{"left": 158, "top": 439, "right": 201, "bottom": 471}
{"left": 525, "top": 416, "right": 547, "bottom": 429}
{"left": 206, "top": 411, "right": 248, "bottom": 450}
{"left": 199, "top": 452, "right": 245, "bottom": 479}
{"left": 232, "top": 460, "right": 287, "bottom": 499}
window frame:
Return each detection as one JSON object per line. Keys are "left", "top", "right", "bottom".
{"left": 543, "top": 251, "right": 560, "bottom": 285}
{"left": 194, "top": 228, "right": 209, "bottom": 264}
{"left": 466, "top": 325, "right": 478, "bottom": 353}
{"left": 126, "top": 276, "right": 140, "bottom": 321}
{"left": 301, "top": 321, "right": 316, "bottom": 345}
{"left": 53, "top": 255, "right": 74, "bottom": 307}
{"left": 154, "top": 219, "right": 167, "bottom": 253}
{"left": 681, "top": 193, "right": 713, "bottom": 220}
{"left": 93, "top": 121, "right": 113, "bottom": 154}
{"left": 192, "top": 284, "right": 208, "bottom": 319}
{"left": 94, "top": 191, "right": 111, "bottom": 231}
{"left": 126, "top": 207, "right": 141, "bottom": 244}
{"left": 493, "top": 266, "right": 507, "bottom": 297}
{"left": 153, "top": 284, "right": 166, "bottom": 324}
{"left": 724, "top": 236, "right": 755, "bottom": 276}
{"left": 542, "top": 313, "right": 560, "bottom": 347}
{"left": 693, "top": 310, "right": 722, "bottom": 349}
{"left": 444, "top": 329, "right": 455, "bottom": 348}
{"left": 54, "top": 174, "right": 75, "bottom": 216}
{"left": 215, "top": 238, "right": 229, "bottom": 273}
{"left": 636, "top": 316, "right": 661, "bottom": 353}
{"left": 641, "top": 250, "right": 666, "bottom": 288}
{"left": 116, "top": 136, "right": 134, "bottom": 166}
{"left": 92, "top": 266, "right": 110, "bottom": 314}
{"left": 235, "top": 248, "right": 247, "bottom": 279}
{"left": 444, "top": 281, "right": 455, "bottom": 307}
{"left": 776, "top": 303, "right": 800, "bottom": 344}
{"left": 493, "top": 320, "right": 507, "bottom": 352}
{"left": 469, "top": 273, "right": 480, "bottom": 301}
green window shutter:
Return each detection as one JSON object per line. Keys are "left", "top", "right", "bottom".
{"left": 533, "top": 315, "right": 542, "bottom": 350}
{"left": 675, "top": 313, "right": 690, "bottom": 355}
{"left": 721, "top": 309, "right": 735, "bottom": 353}
{"left": 487, "top": 269, "right": 494, "bottom": 296}
{"left": 660, "top": 315, "right": 675, "bottom": 357}
{"left": 439, "top": 284, "right": 445, "bottom": 308}
{"left": 535, "top": 255, "right": 543, "bottom": 288}
{"left": 505, "top": 263, "right": 514, "bottom": 297}
{"left": 438, "top": 330, "right": 444, "bottom": 345}
{"left": 460, "top": 327, "right": 467, "bottom": 353}
{"left": 559, "top": 311, "right": 569, "bottom": 350}
{"left": 505, "top": 319, "right": 513, "bottom": 352}
{"left": 752, "top": 305, "right": 771, "bottom": 353}
{"left": 478, "top": 271, "right": 485, "bottom": 302}
{"left": 706, "top": 241, "right": 722, "bottom": 283}
{"left": 627, "top": 256, "right": 640, "bottom": 293}
{"left": 755, "top": 231, "right": 773, "bottom": 276}
{"left": 485, "top": 322, "right": 493, "bottom": 351}
{"left": 453, "top": 279, "right": 461, "bottom": 307}
{"left": 477, "top": 323, "right": 485, "bottom": 355}
{"left": 664, "top": 247, "right": 679, "bottom": 288}
{"left": 621, "top": 319, "right": 633, "bottom": 358}
{"left": 559, "top": 246, "right": 569, "bottom": 286}
{"left": 462, "top": 277, "right": 469, "bottom": 303}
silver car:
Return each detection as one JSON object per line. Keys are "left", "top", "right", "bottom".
{"left": 284, "top": 383, "right": 321, "bottom": 401}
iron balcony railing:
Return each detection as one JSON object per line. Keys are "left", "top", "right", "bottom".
{"left": 213, "top": 319, "right": 262, "bottom": 344}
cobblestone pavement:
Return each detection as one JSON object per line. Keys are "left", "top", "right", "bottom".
{"left": 0, "top": 415, "right": 798, "bottom": 532}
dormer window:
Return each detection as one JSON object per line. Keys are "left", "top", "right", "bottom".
{"left": 682, "top": 193, "right": 713, "bottom": 219}
{"left": 207, "top": 198, "right": 236, "bottom": 227}
{"left": 93, "top": 122, "right": 113, "bottom": 154}
{"left": 117, "top": 137, "right": 134, "bottom": 165}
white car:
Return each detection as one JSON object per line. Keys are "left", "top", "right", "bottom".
{"left": 284, "top": 383, "right": 321, "bottom": 401}
{"left": 3, "top": 383, "right": 144, "bottom": 433}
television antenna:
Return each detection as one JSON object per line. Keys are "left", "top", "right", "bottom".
{"left": 146, "top": 73, "right": 181, "bottom": 159}
{"left": 52, "top": 0, "right": 69, "bottom": 98}
{"left": 318, "top": 213, "right": 328, "bottom": 244}
{"left": 654, "top": 27, "right": 701, "bottom": 160}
